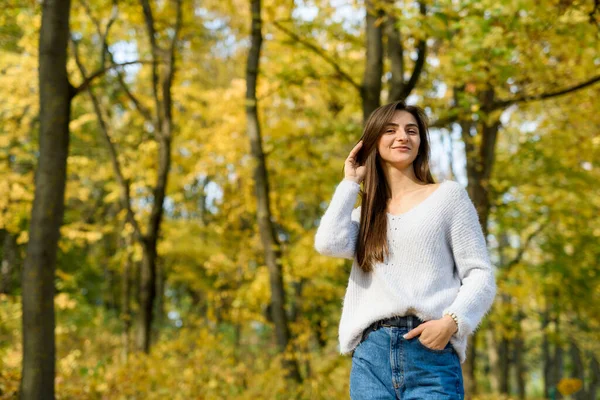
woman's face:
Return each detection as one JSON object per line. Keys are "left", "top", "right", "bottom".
{"left": 377, "top": 110, "right": 421, "bottom": 168}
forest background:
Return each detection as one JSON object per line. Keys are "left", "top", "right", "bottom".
{"left": 0, "top": 0, "right": 599, "bottom": 399}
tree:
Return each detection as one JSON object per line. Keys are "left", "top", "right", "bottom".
{"left": 245, "top": 0, "right": 302, "bottom": 382}
{"left": 20, "top": 0, "right": 72, "bottom": 397}
{"left": 71, "top": 0, "right": 183, "bottom": 353}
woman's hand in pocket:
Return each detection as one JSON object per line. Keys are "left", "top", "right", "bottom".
{"left": 403, "top": 318, "right": 455, "bottom": 351}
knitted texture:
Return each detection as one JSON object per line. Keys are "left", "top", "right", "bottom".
{"left": 314, "top": 178, "right": 497, "bottom": 364}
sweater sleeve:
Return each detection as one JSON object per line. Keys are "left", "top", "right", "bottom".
{"left": 443, "top": 184, "right": 497, "bottom": 341}
{"left": 314, "top": 179, "right": 361, "bottom": 260}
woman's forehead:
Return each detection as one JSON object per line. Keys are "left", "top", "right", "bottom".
{"left": 387, "top": 110, "right": 418, "bottom": 126}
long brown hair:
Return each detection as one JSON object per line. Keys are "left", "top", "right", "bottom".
{"left": 350, "top": 101, "right": 435, "bottom": 273}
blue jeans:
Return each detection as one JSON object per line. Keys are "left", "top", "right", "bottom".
{"left": 350, "top": 326, "right": 464, "bottom": 399}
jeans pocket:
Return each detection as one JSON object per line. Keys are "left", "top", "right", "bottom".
{"left": 416, "top": 338, "right": 454, "bottom": 354}
{"left": 353, "top": 326, "right": 379, "bottom": 358}
{"left": 352, "top": 334, "right": 366, "bottom": 358}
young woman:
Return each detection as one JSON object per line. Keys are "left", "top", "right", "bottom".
{"left": 314, "top": 101, "right": 497, "bottom": 399}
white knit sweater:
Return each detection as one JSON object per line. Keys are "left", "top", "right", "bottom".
{"left": 314, "top": 178, "right": 497, "bottom": 364}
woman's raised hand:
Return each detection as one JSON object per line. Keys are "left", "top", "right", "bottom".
{"left": 344, "top": 140, "right": 366, "bottom": 184}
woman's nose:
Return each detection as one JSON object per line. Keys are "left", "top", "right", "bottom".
{"left": 395, "top": 132, "right": 409, "bottom": 141}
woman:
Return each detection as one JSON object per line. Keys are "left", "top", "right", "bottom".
{"left": 314, "top": 101, "right": 497, "bottom": 399}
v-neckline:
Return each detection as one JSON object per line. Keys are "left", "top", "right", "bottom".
{"left": 386, "top": 180, "right": 448, "bottom": 219}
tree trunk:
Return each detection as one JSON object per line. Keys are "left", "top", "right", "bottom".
{"left": 133, "top": 0, "right": 181, "bottom": 353}
{"left": 288, "top": 279, "right": 304, "bottom": 323}
{"left": 121, "top": 231, "right": 133, "bottom": 362}
{"left": 499, "top": 335, "right": 510, "bottom": 394}
{"left": 384, "top": 1, "right": 426, "bottom": 103}
{"left": 361, "top": 0, "right": 383, "bottom": 122}
{"left": 513, "top": 311, "right": 526, "bottom": 400}
{"left": 498, "top": 292, "right": 511, "bottom": 394}
{"left": 589, "top": 354, "right": 599, "bottom": 400}
{"left": 542, "top": 295, "right": 564, "bottom": 399}
{"left": 153, "top": 257, "right": 165, "bottom": 343}
{"left": 486, "top": 327, "right": 500, "bottom": 393}
{"left": 462, "top": 154, "right": 485, "bottom": 399}
{"left": 542, "top": 306, "right": 552, "bottom": 399}
{"left": 245, "top": 0, "right": 302, "bottom": 383}
{"left": 1, "top": 232, "right": 17, "bottom": 294}
{"left": 102, "top": 240, "right": 116, "bottom": 310}
{"left": 463, "top": 334, "right": 477, "bottom": 399}
{"left": 459, "top": 86, "right": 500, "bottom": 399}
{"left": 136, "top": 241, "right": 157, "bottom": 352}
{"left": 487, "top": 233, "right": 508, "bottom": 395}
{"left": 551, "top": 311, "right": 564, "bottom": 399}
{"left": 315, "top": 319, "right": 327, "bottom": 349}
{"left": 133, "top": 259, "right": 141, "bottom": 319}
{"left": 570, "top": 339, "right": 586, "bottom": 400}
{"left": 20, "top": 0, "right": 72, "bottom": 398}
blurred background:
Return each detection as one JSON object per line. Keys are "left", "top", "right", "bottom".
{"left": 0, "top": 0, "right": 599, "bottom": 398}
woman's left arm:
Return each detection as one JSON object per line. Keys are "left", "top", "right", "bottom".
{"left": 442, "top": 184, "right": 498, "bottom": 341}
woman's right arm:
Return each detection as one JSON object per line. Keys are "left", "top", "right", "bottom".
{"left": 314, "top": 140, "right": 365, "bottom": 259}
{"left": 313, "top": 179, "right": 361, "bottom": 259}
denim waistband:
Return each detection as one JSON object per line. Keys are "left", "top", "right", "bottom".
{"left": 361, "top": 315, "right": 423, "bottom": 342}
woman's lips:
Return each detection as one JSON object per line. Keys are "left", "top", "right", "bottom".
{"left": 392, "top": 146, "right": 411, "bottom": 151}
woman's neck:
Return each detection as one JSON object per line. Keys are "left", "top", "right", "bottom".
{"left": 384, "top": 166, "right": 426, "bottom": 198}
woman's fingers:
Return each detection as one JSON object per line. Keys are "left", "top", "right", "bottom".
{"left": 345, "top": 141, "right": 364, "bottom": 181}
{"left": 347, "top": 140, "right": 363, "bottom": 160}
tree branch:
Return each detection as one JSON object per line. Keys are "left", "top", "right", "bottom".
{"left": 72, "top": 60, "right": 150, "bottom": 96}
{"left": 503, "top": 219, "right": 549, "bottom": 275}
{"left": 384, "top": 3, "right": 405, "bottom": 102}
{"left": 71, "top": 38, "right": 145, "bottom": 242}
{"left": 140, "top": 0, "right": 163, "bottom": 129}
{"left": 493, "top": 75, "right": 600, "bottom": 109}
{"left": 106, "top": 49, "right": 155, "bottom": 123}
{"left": 271, "top": 20, "right": 362, "bottom": 93}
{"left": 77, "top": 0, "right": 153, "bottom": 124}
{"left": 428, "top": 109, "right": 463, "bottom": 129}
{"left": 431, "top": 74, "right": 600, "bottom": 129}
{"left": 79, "top": 0, "right": 118, "bottom": 67}
{"left": 400, "top": 2, "right": 427, "bottom": 99}
{"left": 590, "top": 0, "right": 600, "bottom": 25}
{"left": 159, "top": 0, "right": 182, "bottom": 140}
